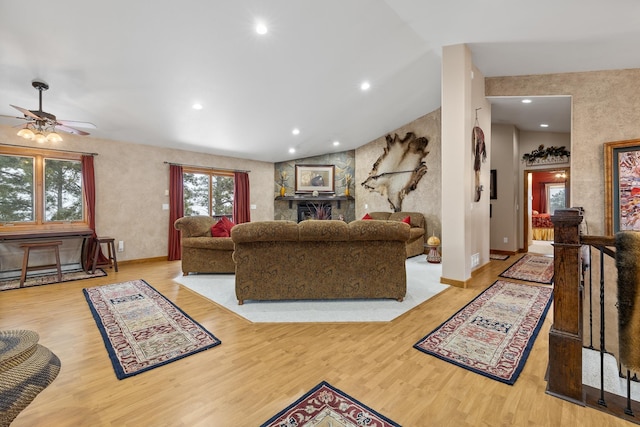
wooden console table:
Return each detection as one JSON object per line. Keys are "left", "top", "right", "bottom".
{"left": 0, "top": 228, "right": 94, "bottom": 273}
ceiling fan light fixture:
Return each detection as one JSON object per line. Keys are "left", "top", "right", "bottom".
{"left": 34, "top": 132, "right": 46, "bottom": 143}
{"left": 17, "top": 128, "right": 34, "bottom": 139}
{"left": 46, "top": 131, "right": 62, "bottom": 143}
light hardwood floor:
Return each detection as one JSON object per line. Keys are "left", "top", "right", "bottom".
{"left": 0, "top": 257, "right": 631, "bottom": 426}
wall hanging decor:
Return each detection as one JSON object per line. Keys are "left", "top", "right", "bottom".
{"left": 361, "top": 132, "right": 429, "bottom": 212}
{"left": 472, "top": 108, "right": 486, "bottom": 202}
{"left": 522, "top": 144, "right": 570, "bottom": 166}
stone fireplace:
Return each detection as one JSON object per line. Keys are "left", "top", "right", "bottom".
{"left": 297, "top": 202, "right": 332, "bottom": 222}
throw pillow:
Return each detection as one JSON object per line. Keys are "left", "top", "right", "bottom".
{"left": 402, "top": 216, "right": 411, "bottom": 225}
{"left": 220, "top": 216, "right": 236, "bottom": 234}
{"left": 211, "top": 220, "right": 229, "bottom": 237}
{"left": 362, "top": 213, "right": 372, "bottom": 220}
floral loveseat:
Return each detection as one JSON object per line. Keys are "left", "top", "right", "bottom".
{"left": 174, "top": 216, "right": 235, "bottom": 275}
{"left": 231, "top": 219, "right": 409, "bottom": 304}
{"left": 366, "top": 212, "right": 426, "bottom": 257}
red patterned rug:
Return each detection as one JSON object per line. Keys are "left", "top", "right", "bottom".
{"left": 261, "top": 381, "right": 400, "bottom": 427}
{"left": 498, "top": 254, "right": 554, "bottom": 284}
{"left": 83, "top": 279, "right": 221, "bottom": 379}
{"left": 414, "top": 280, "right": 552, "bottom": 385}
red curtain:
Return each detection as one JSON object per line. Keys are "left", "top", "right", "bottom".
{"left": 168, "top": 164, "right": 184, "bottom": 260}
{"left": 233, "top": 171, "right": 250, "bottom": 224}
{"left": 81, "top": 155, "right": 106, "bottom": 267}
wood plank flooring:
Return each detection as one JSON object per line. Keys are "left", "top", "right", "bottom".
{"left": 0, "top": 257, "right": 631, "bottom": 426}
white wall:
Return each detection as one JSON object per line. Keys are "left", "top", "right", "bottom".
{"left": 490, "top": 124, "right": 519, "bottom": 252}
{"left": 441, "top": 44, "right": 491, "bottom": 285}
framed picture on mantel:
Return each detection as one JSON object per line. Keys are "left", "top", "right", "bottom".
{"left": 295, "top": 165, "right": 335, "bottom": 193}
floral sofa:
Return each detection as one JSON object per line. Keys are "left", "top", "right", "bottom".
{"left": 231, "top": 219, "right": 410, "bottom": 304}
{"left": 173, "top": 216, "right": 235, "bottom": 275}
{"left": 367, "top": 212, "right": 426, "bottom": 257}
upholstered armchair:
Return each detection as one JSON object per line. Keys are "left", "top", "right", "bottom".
{"left": 173, "top": 216, "right": 235, "bottom": 275}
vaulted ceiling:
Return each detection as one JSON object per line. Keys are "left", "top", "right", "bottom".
{"left": 1, "top": 1, "right": 638, "bottom": 162}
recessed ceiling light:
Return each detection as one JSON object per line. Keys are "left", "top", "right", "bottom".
{"left": 360, "top": 81, "right": 370, "bottom": 91}
{"left": 333, "top": 141, "right": 340, "bottom": 146}
{"left": 192, "top": 103, "right": 203, "bottom": 110}
{"left": 540, "top": 123, "right": 549, "bottom": 128}
{"left": 289, "top": 148, "right": 296, "bottom": 154}
{"left": 521, "top": 99, "right": 532, "bottom": 104}
{"left": 292, "top": 128, "right": 300, "bottom": 135}
{"left": 256, "top": 23, "right": 268, "bottom": 35}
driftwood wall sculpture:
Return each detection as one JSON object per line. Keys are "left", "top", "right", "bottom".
{"left": 361, "top": 132, "right": 429, "bottom": 212}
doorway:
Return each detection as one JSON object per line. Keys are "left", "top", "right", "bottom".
{"left": 524, "top": 168, "right": 570, "bottom": 255}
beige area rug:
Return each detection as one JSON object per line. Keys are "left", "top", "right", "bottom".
{"left": 499, "top": 254, "right": 554, "bottom": 284}
{"left": 174, "top": 257, "right": 449, "bottom": 323}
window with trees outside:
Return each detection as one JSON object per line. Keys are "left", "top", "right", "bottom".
{"left": 0, "top": 146, "right": 86, "bottom": 230}
{"left": 183, "top": 168, "right": 234, "bottom": 220}
{"left": 546, "top": 183, "right": 566, "bottom": 214}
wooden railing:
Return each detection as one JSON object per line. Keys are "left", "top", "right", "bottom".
{"left": 548, "top": 208, "right": 639, "bottom": 423}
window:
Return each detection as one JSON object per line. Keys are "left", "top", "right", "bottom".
{"left": 0, "top": 146, "right": 86, "bottom": 230}
{"left": 183, "top": 168, "right": 234, "bottom": 220}
{"left": 546, "top": 183, "right": 566, "bottom": 214}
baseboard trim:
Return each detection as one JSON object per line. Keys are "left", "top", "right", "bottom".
{"left": 440, "top": 276, "right": 469, "bottom": 289}
{"left": 116, "top": 256, "right": 168, "bottom": 266}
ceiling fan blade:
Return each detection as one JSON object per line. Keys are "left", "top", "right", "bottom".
{"left": 57, "top": 119, "right": 96, "bottom": 129}
{"left": 55, "top": 124, "right": 90, "bottom": 136}
{"left": 10, "top": 104, "right": 41, "bottom": 120}
{"left": 0, "top": 114, "right": 28, "bottom": 121}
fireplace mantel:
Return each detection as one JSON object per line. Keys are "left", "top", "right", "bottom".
{"left": 275, "top": 195, "right": 353, "bottom": 209}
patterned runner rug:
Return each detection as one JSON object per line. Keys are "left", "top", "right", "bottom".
{"left": 261, "top": 381, "right": 400, "bottom": 427}
{"left": 0, "top": 268, "right": 106, "bottom": 291}
{"left": 414, "top": 280, "right": 553, "bottom": 385}
{"left": 83, "top": 279, "right": 221, "bottom": 379}
{"left": 498, "top": 253, "right": 554, "bottom": 284}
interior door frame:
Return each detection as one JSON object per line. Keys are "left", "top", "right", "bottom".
{"left": 522, "top": 166, "right": 571, "bottom": 250}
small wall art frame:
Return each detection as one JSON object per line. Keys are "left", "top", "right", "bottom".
{"left": 295, "top": 164, "right": 335, "bottom": 194}
{"left": 604, "top": 138, "right": 640, "bottom": 234}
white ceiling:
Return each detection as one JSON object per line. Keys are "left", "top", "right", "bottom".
{"left": 0, "top": 1, "right": 638, "bottom": 162}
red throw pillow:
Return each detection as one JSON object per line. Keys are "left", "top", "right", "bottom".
{"left": 402, "top": 216, "right": 411, "bottom": 225}
{"left": 220, "top": 216, "right": 236, "bottom": 234}
{"left": 362, "top": 213, "right": 372, "bottom": 220}
{"left": 211, "top": 220, "right": 229, "bottom": 237}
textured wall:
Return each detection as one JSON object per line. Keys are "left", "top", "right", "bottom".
{"left": 355, "top": 109, "right": 441, "bottom": 238}
{"left": 0, "top": 125, "right": 274, "bottom": 262}
{"left": 486, "top": 68, "right": 640, "bottom": 236}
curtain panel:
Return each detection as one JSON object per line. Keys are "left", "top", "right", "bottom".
{"left": 168, "top": 164, "right": 184, "bottom": 260}
{"left": 233, "top": 171, "right": 250, "bottom": 224}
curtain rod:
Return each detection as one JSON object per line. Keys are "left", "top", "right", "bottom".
{"left": 0, "top": 143, "right": 98, "bottom": 156}
{"left": 163, "top": 161, "right": 250, "bottom": 173}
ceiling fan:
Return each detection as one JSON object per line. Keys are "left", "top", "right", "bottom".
{"left": 1, "top": 80, "right": 96, "bottom": 142}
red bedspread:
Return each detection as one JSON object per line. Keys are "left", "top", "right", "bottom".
{"left": 532, "top": 213, "right": 553, "bottom": 228}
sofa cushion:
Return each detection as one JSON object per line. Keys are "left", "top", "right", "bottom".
{"left": 348, "top": 220, "right": 410, "bottom": 241}
{"left": 182, "top": 236, "right": 234, "bottom": 250}
{"left": 299, "top": 220, "right": 349, "bottom": 241}
{"left": 368, "top": 212, "right": 392, "bottom": 221}
{"left": 388, "top": 211, "right": 425, "bottom": 228}
{"left": 231, "top": 220, "right": 299, "bottom": 243}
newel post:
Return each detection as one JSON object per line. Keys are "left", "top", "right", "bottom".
{"left": 547, "top": 208, "right": 584, "bottom": 404}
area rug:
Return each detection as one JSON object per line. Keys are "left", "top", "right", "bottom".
{"left": 0, "top": 330, "right": 61, "bottom": 426}
{"left": 83, "top": 279, "right": 221, "bottom": 379}
{"left": 489, "top": 254, "right": 509, "bottom": 261}
{"left": 261, "top": 381, "right": 400, "bottom": 427}
{"left": 498, "top": 254, "right": 554, "bottom": 284}
{"left": 414, "top": 280, "right": 553, "bottom": 385}
{"left": 0, "top": 268, "right": 107, "bottom": 291}
{"left": 173, "top": 257, "right": 449, "bottom": 323}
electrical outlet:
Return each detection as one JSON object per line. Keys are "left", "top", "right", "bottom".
{"left": 503, "top": 237, "right": 508, "bottom": 243}
{"left": 118, "top": 241, "right": 124, "bottom": 252}
{"left": 471, "top": 253, "right": 480, "bottom": 267}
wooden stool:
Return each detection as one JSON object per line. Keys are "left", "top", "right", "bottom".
{"left": 91, "top": 237, "right": 118, "bottom": 274}
{"left": 20, "top": 241, "right": 63, "bottom": 288}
